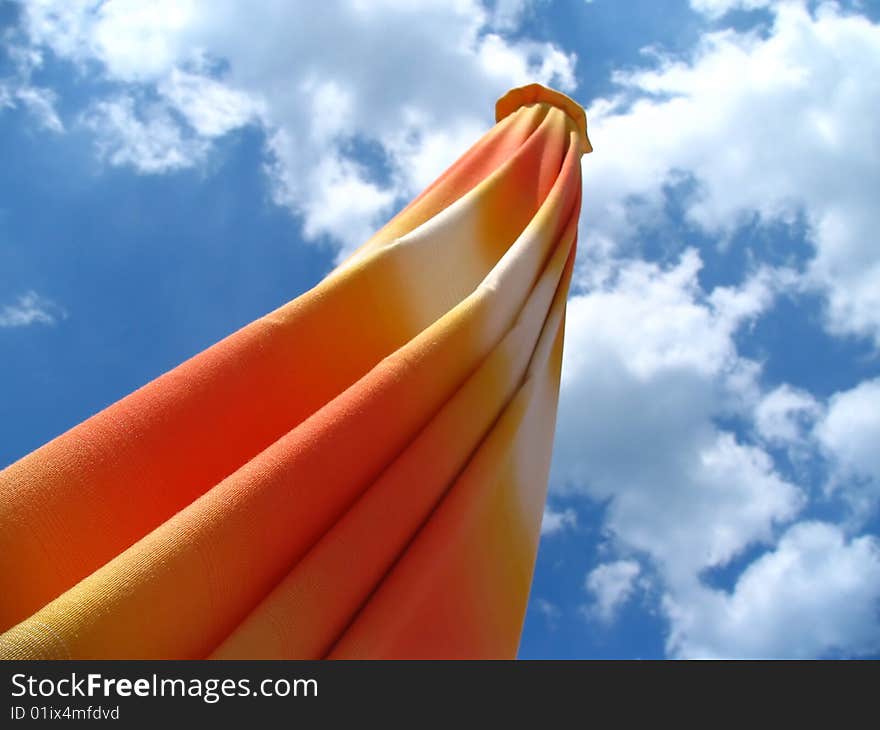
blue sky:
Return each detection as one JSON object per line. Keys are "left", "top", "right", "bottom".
{"left": 2, "top": 0, "right": 880, "bottom": 658}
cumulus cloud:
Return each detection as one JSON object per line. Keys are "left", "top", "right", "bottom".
{"left": 82, "top": 95, "right": 211, "bottom": 173}
{"left": 158, "top": 68, "right": 263, "bottom": 138}
{"left": 10, "top": 85, "right": 64, "bottom": 132}
{"left": 815, "top": 377, "right": 880, "bottom": 518}
{"left": 580, "top": 1, "right": 880, "bottom": 344}
{"left": 541, "top": 505, "right": 578, "bottom": 536}
{"left": 689, "top": 0, "right": 775, "bottom": 19}
{"left": 12, "top": 0, "right": 576, "bottom": 256}
{"left": 549, "top": 0, "right": 880, "bottom": 656}
{"left": 0, "top": 40, "right": 64, "bottom": 132}
{"left": 552, "top": 250, "right": 815, "bottom": 648}
{"left": 666, "top": 521, "right": 880, "bottom": 658}
{"left": 585, "top": 560, "right": 642, "bottom": 623}
{"left": 754, "top": 384, "right": 821, "bottom": 446}
{"left": 0, "top": 291, "right": 64, "bottom": 328}
{"left": 553, "top": 230, "right": 879, "bottom": 656}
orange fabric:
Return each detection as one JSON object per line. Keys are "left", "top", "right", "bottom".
{"left": 0, "top": 83, "right": 591, "bottom": 659}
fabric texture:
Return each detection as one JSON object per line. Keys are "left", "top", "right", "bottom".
{"left": 0, "top": 83, "right": 590, "bottom": 659}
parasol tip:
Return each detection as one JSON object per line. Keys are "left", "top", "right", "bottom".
{"left": 495, "top": 83, "right": 593, "bottom": 155}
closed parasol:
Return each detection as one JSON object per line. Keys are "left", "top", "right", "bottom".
{"left": 0, "top": 83, "right": 591, "bottom": 659}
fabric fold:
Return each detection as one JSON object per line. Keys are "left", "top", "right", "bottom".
{"left": 0, "top": 83, "right": 590, "bottom": 660}
{"left": 328, "top": 252, "right": 571, "bottom": 659}
{"left": 211, "top": 192, "right": 580, "bottom": 660}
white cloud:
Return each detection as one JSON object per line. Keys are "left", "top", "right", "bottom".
{"left": 266, "top": 130, "right": 397, "bottom": 250}
{"left": 816, "top": 378, "right": 880, "bottom": 480}
{"left": 0, "top": 291, "right": 64, "bottom": 327}
{"left": 82, "top": 96, "right": 210, "bottom": 173}
{"left": 815, "top": 377, "right": 880, "bottom": 518}
{"left": 541, "top": 505, "right": 578, "bottom": 536}
{"left": 585, "top": 560, "right": 642, "bottom": 623}
{"left": 551, "top": 4, "right": 880, "bottom": 655}
{"left": 0, "top": 41, "right": 64, "bottom": 133}
{"left": 158, "top": 68, "right": 263, "bottom": 138}
{"left": 489, "top": 0, "right": 530, "bottom": 30}
{"left": 553, "top": 223, "right": 878, "bottom": 656}
{"left": 690, "top": 0, "right": 775, "bottom": 19}
{"left": 666, "top": 521, "right": 880, "bottom": 658}
{"left": 12, "top": 86, "right": 64, "bottom": 132}
{"left": 532, "top": 598, "right": 562, "bottom": 629}
{"left": 13, "top": 0, "right": 576, "bottom": 257}
{"left": 580, "top": 2, "right": 880, "bottom": 343}
{"left": 553, "top": 251, "right": 811, "bottom": 645}
{"left": 755, "top": 384, "right": 821, "bottom": 446}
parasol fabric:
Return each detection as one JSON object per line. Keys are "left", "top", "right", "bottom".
{"left": 0, "top": 83, "right": 591, "bottom": 659}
